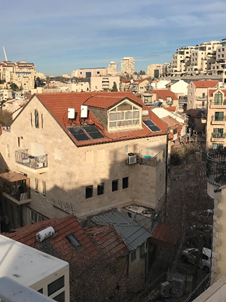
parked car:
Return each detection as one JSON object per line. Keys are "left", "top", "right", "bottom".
{"left": 181, "top": 247, "right": 211, "bottom": 273}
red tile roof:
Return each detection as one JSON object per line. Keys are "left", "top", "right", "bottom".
{"left": 151, "top": 222, "right": 180, "bottom": 245}
{"left": 192, "top": 80, "right": 219, "bottom": 88}
{"left": 3, "top": 214, "right": 99, "bottom": 267}
{"left": 209, "top": 89, "right": 226, "bottom": 97}
{"left": 165, "top": 106, "right": 176, "bottom": 112}
{"left": 30, "top": 92, "right": 168, "bottom": 147}
{"left": 149, "top": 89, "right": 178, "bottom": 101}
{"left": 86, "top": 225, "right": 129, "bottom": 260}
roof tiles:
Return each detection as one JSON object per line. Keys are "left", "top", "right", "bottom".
{"left": 192, "top": 80, "right": 219, "bottom": 88}
{"left": 31, "top": 92, "right": 168, "bottom": 147}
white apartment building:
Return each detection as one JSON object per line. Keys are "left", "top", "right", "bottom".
{"left": 90, "top": 76, "right": 120, "bottom": 91}
{"left": 121, "top": 57, "right": 135, "bottom": 75}
{"left": 108, "top": 61, "right": 118, "bottom": 73}
{"left": 0, "top": 61, "right": 36, "bottom": 91}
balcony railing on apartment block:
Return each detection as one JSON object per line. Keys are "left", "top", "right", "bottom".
{"left": 212, "top": 116, "right": 226, "bottom": 122}
{"left": 15, "top": 149, "right": 48, "bottom": 170}
{"left": 206, "top": 149, "right": 226, "bottom": 186}
{"left": 211, "top": 133, "right": 226, "bottom": 139}
{"left": 210, "top": 99, "right": 226, "bottom": 106}
{"left": 139, "top": 150, "right": 164, "bottom": 167}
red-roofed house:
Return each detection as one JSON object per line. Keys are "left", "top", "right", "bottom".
{"left": 121, "top": 78, "right": 150, "bottom": 94}
{"left": 187, "top": 80, "right": 219, "bottom": 110}
{"left": 0, "top": 91, "right": 168, "bottom": 230}
{"left": 142, "top": 89, "right": 179, "bottom": 109}
{"left": 2, "top": 214, "right": 134, "bottom": 301}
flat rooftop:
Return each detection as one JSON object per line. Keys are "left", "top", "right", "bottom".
{"left": 0, "top": 235, "right": 68, "bottom": 287}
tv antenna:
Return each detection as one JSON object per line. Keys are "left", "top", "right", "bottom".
{"left": 3, "top": 47, "right": 8, "bottom": 61}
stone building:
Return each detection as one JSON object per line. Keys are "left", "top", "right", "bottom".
{"left": 0, "top": 91, "right": 168, "bottom": 230}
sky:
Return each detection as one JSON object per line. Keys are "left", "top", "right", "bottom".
{"left": 1, "top": 0, "right": 226, "bottom": 76}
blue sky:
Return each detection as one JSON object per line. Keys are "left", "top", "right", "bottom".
{"left": 1, "top": 0, "right": 226, "bottom": 76}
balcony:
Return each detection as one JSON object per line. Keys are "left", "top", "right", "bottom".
{"left": 210, "top": 100, "right": 226, "bottom": 109}
{"left": 0, "top": 171, "right": 31, "bottom": 205}
{"left": 212, "top": 116, "right": 226, "bottom": 124}
{"left": 15, "top": 149, "right": 48, "bottom": 171}
{"left": 211, "top": 133, "right": 226, "bottom": 142}
{"left": 206, "top": 149, "right": 226, "bottom": 186}
{"left": 139, "top": 150, "right": 164, "bottom": 167}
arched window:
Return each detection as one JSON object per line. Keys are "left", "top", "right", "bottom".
{"left": 214, "top": 91, "right": 223, "bottom": 105}
{"left": 34, "top": 109, "right": 39, "bottom": 128}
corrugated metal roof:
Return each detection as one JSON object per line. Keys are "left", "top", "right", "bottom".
{"left": 91, "top": 209, "right": 152, "bottom": 251}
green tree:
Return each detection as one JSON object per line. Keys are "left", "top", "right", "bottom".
{"left": 10, "top": 83, "right": 19, "bottom": 91}
{"left": 111, "top": 82, "right": 118, "bottom": 92}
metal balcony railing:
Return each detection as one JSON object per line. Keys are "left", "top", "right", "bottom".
{"left": 211, "top": 133, "right": 226, "bottom": 138}
{"left": 139, "top": 150, "right": 164, "bottom": 167}
{"left": 206, "top": 149, "right": 226, "bottom": 186}
{"left": 212, "top": 115, "right": 226, "bottom": 122}
{"left": 15, "top": 149, "right": 48, "bottom": 170}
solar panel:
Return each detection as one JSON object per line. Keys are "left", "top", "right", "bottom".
{"left": 143, "top": 120, "right": 161, "bottom": 132}
{"left": 83, "top": 125, "right": 105, "bottom": 139}
{"left": 67, "top": 127, "right": 90, "bottom": 141}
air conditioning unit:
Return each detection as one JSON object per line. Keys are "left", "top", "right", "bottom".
{"left": 127, "top": 153, "right": 137, "bottom": 165}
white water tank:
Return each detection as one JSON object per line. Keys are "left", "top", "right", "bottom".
{"left": 81, "top": 105, "right": 88, "bottom": 118}
{"left": 36, "top": 227, "right": 55, "bottom": 242}
{"left": 68, "top": 108, "right": 75, "bottom": 119}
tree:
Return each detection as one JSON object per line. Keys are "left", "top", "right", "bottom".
{"left": 10, "top": 83, "right": 19, "bottom": 91}
{"left": 0, "top": 110, "right": 12, "bottom": 126}
{"left": 112, "top": 82, "right": 118, "bottom": 92}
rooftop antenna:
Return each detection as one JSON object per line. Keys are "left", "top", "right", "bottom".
{"left": 3, "top": 47, "right": 8, "bottom": 61}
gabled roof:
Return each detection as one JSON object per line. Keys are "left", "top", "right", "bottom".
{"left": 26, "top": 92, "right": 167, "bottom": 147}
{"left": 209, "top": 89, "right": 226, "bottom": 97}
{"left": 149, "top": 89, "right": 178, "bottom": 101}
{"left": 3, "top": 214, "right": 99, "bottom": 267}
{"left": 192, "top": 80, "right": 219, "bottom": 88}
{"left": 91, "top": 209, "right": 152, "bottom": 251}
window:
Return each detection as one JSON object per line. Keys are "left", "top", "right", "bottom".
{"left": 122, "top": 177, "right": 129, "bottom": 189}
{"left": 86, "top": 185, "right": 93, "bottom": 198}
{"left": 42, "top": 181, "right": 46, "bottom": 195}
{"left": 30, "top": 113, "right": 33, "bottom": 127}
{"left": 18, "top": 137, "right": 20, "bottom": 147}
{"left": 212, "top": 128, "right": 224, "bottom": 138}
{"left": 38, "top": 289, "right": 43, "bottom": 294}
{"left": 214, "top": 112, "right": 224, "bottom": 121}
{"left": 214, "top": 91, "right": 223, "bottom": 105}
{"left": 41, "top": 114, "right": 43, "bottom": 128}
{"left": 125, "top": 145, "right": 128, "bottom": 153}
{"left": 53, "top": 291, "right": 65, "bottom": 302}
{"left": 48, "top": 276, "right": 64, "bottom": 296}
{"left": 6, "top": 144, "right": 10, "bottom": 158}
{"left": 112, "top": 179, "right": 118, "bottom": 192}
{"left": 30, "top": 209, "right": 47, "bottom": 224}
{"left": 109, "top": 101, "right": 141, "bottom": 129}
{"left": 97, "top": 183, "right": 104, "bottom": 195}
{"left": 213, "top": 143, "right": 223, "bottom": 149}
{"left": 34, "top": 109, "right": 39, "bottom": 128}
{"left": 35, "top": 178, "right": 39, "bottom": 192}
{"left": 131, "top": 250, "right": 136, "bottom": 262}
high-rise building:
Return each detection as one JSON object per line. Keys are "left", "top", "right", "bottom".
{"left": 121, "top": 57, "right": 135, "bottom": 75}
{"left": 108, "top": 61, "right": 118, "bottom": 72}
